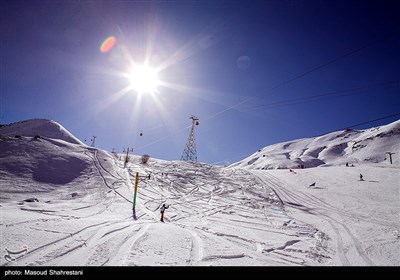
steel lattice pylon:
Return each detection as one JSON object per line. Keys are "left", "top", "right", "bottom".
{"left": 181, "top": 116, "right": 199, "bottom": 162}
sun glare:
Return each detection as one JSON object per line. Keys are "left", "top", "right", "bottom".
{"left": 129, "top": 64, "right": 160, "bottom": 95}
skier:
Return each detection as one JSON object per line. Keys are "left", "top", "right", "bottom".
{"left": 360, "top": 174, "right": 364, "bottom": 181}
{"left": 160, "top": 203, "right": 169, "bottom": 222}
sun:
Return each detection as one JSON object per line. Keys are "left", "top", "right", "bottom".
{"left": 128, "top": 64, "right": 160, "bottom": 95}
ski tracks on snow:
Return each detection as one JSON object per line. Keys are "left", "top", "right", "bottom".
{"left": 256, "top": 171, "right": 375, "bottom": 266}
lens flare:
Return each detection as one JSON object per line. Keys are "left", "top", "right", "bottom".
{"left": 100, "top": 36, "right": 117, "bottom": 53}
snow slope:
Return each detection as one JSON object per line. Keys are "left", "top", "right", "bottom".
{"left": 0, "top": 119, "right": 83, "bottom": 145}
{"left": 0, "top": 119, "right": 399, "bottom": 266}
{"left": 229, "top": 120, "right": 400, "bottom": 170}
{"left": 0, "top": 119, "right": 116, "bottom": 194}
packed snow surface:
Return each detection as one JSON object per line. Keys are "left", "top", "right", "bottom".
{"left": 1, "top": 119, "right": 399, "bottom": 266}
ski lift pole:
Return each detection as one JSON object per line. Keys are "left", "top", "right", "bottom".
{"left": 132, "top": 172, "right": 139, "bottom": 220}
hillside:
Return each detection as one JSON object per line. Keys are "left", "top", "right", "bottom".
{"left": 0, "top": 119, "right": 119, "bottom": 195}
{"left": 229, "top": 120, "right": 400, "bottom": 170}
{"left": 0, "top": 119, "right": 83, "bottom": 145}
{"left": 0, "top": 119, "right": 399, "bottom": 266}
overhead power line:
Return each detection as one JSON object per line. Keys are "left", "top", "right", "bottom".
{"left": 267, "top": 36, "right": 392, "bottom": 93}
{"left": 284, "top": 112, "right": 400, "bottom": 147}
{"left": 245, "top": 80, "right": 399, "bottom": 111}
{"left": 132, "top": 34, "right": 399, "bottom": 156}
{"left": 313, "top": 112, "right": 400, "bottom": 138}
{"left": 343, "top": 113, "right": 400, "bottom": 129}
{"left": 205, "top": 32, "right": 399, "bottom": 119}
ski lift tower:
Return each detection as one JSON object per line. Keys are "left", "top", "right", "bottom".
{"left": 91, "top": 136, "right": 97, "bottom": 147}
{"left": 181, "top": 116, "right": 199, "bottom": 162}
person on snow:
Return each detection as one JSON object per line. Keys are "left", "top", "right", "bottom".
{"left": 160, "top": 203, "right": 169, "bottom": 222}
{"left": 360, "top": 173, "right": 364, "bottom": 181}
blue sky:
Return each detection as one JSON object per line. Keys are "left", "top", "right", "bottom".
{"left": 1, "top": 0, "right": 399, "bottom": 165}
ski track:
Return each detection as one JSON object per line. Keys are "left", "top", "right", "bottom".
{"left": 185, "top": 227, "right": 203, "bottom": 264}
{"left": 4, "top": 156, "right": 389, "bottom": 266}
{"left": 255, "top": 171, "right": 376, "bottom": 266}
{"left": 258, "top": 173, "right": 354, "bottom": 265}
{"left": 88, "top": 150, "right": 132, "bottom": 204}
{"left": 131, "top": 162, "right": 302, "bottom": 265}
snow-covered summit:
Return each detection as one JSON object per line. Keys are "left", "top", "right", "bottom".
{"left": 229, "top": 119, "right": 400, "bottom": 170}
{"left": 0, "top": 119, "right": 83, "bottom": 145}
{"left": 0, "top": 119, "right": 112, "bottom": 194}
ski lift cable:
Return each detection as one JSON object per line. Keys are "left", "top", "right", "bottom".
{"left": 203, "top": 33, "right": 399, "bottom": 120}
{"left": 242, "top": 80, "right": 399, "bottom": 112}
{"left": 136, "top": 124, "right": 192, "bottom": 150}
{"left": 130, "top": 34, "right": 399, "bottom": 153}
{"left": 310, "top": 112, "right": 400, "bottom": 138}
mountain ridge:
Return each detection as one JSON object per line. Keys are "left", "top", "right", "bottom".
{"left": 0, "top": 119, "right": 83, "bottom": 145}
{"left": 229, "top": 119, "right": 400, "bottom": 170}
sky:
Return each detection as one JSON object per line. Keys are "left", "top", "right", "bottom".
{"left": 1, "top": 118, "right": 399, "bottom": 267}
{"left": 1, "top": 0, "right": 400, "bottom": 165}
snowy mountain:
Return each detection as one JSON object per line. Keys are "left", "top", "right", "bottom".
{"left": 229, "top": 120, "right": 400, "bottom": 170}
{"left": 0, "top": 119, "right": 399, "bottom": 267}
{"left": 0, "top": 119, "right": 83, "bottom": 145}
{"left": 0, "top": 119, "right": 118, "bottom": 194}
